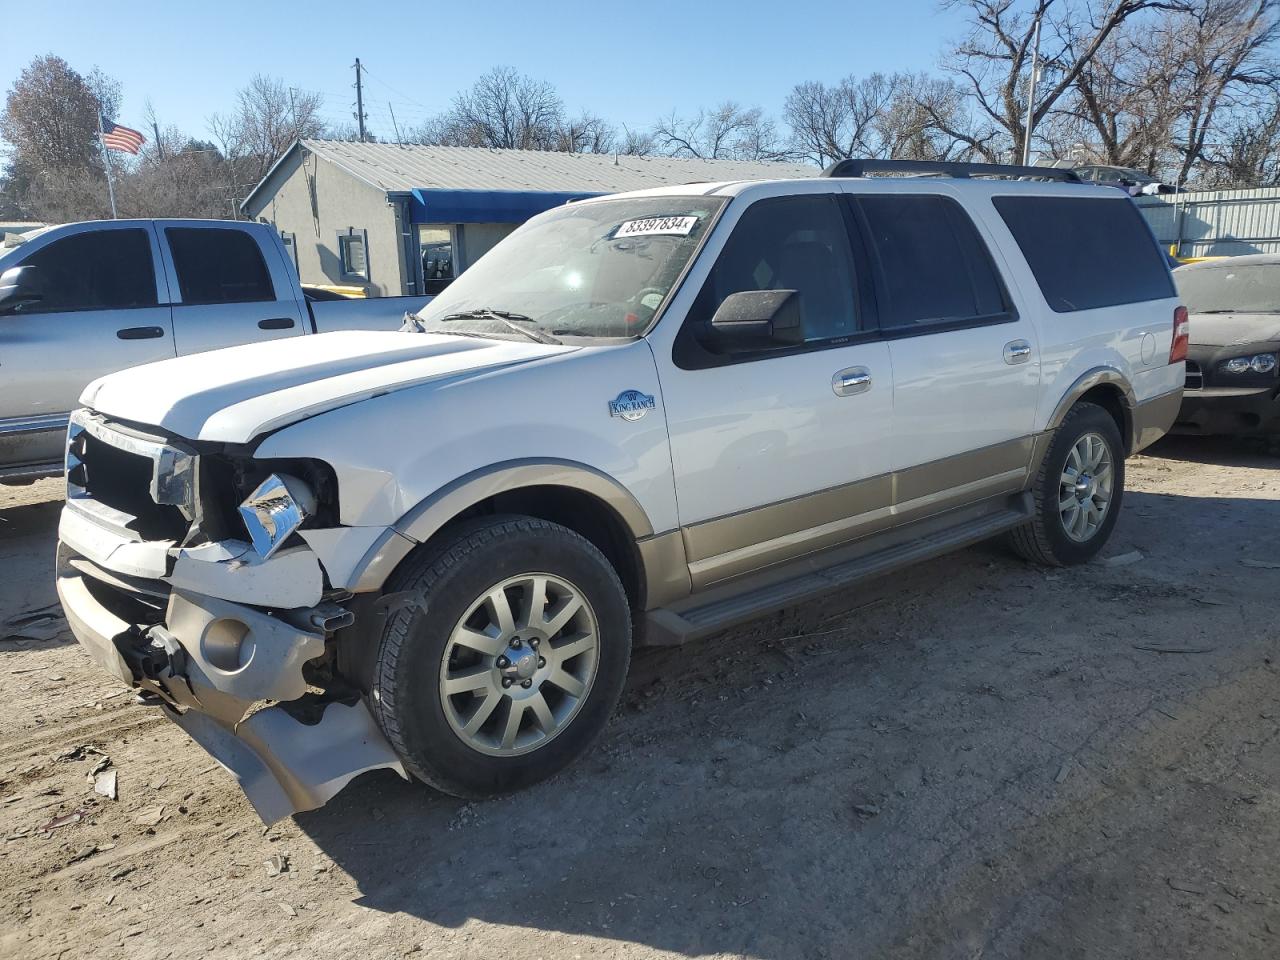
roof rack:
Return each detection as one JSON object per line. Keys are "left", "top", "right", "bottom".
{"left": 820, "top": 158, "right": 1083, "bottom": 183}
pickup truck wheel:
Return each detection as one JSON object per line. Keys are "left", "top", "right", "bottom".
{"left": 1009, "top": 401, "right": 1125, "bottom": 566}
{"left": 371, "top": 515, "right": 631, "bottom": 798}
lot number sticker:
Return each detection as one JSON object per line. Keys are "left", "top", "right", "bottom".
{"left": 614, "top": 216, "right": 699, "bottom": 239}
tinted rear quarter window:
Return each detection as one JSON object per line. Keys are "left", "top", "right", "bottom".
{"left": 854, "top": 195, "right": 1008, "bottom": 329}
{"left": 166, "top": 227, "right": 275, "bottom": 304}
{"left": 23, "top": 229, "right": 157, "bottom": 313}
{"left": 993, "top": 196, "right": 1174, "bottom": 312}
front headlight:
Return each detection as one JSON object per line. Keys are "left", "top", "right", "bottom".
{"left": 237, "top": 473, "right": 316, "bottom": 559}
{"left": 1220, "top": 353, "right": 1277, "bottom": 375}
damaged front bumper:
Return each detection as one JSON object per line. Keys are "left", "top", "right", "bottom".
{"left": 56, "top": 483, "right": 407, "bottom": 824}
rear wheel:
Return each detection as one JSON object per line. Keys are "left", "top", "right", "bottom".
{"left": 370, "top": 515, "right": 631, "bottom": 798}
{"left": 1009, "top": 401, "right": 1125, "bottom": 566}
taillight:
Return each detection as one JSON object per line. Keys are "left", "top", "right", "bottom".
{"left": 1170, "top": 305, "right": 1189, "bottom": 363}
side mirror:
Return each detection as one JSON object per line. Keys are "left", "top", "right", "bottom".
{"left": 0, "top": 265, "right": 43, "bottom": 314}
{"left": 703, "top": 289, "right": 804, "bottom": 352}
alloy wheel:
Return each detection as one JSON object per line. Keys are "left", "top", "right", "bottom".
{"left": 1058, "top": 432, "right": 1114, "bottom": 543}
{"left": 439, "top": 573, "right": 600, "bottom": 757}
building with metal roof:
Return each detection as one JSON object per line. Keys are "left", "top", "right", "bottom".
{"left": 241, "top": 139, "right": 816, "bottom": 297}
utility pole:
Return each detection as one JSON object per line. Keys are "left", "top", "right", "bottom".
{"left": 354, "top": 58, "right": 367, "bottom": 142}
{"left": 152, "top": 119, "right": 164, "bottom": 161}
{"left": 1021, "top": 13, "right": 1043, "bottom": 166}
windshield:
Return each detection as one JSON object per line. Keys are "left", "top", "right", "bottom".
{"left": 415, "top": 196, "right": 726, "bottom": 340}
{"left": 1175, "top": 263, "right": 1280, "bottom": 314}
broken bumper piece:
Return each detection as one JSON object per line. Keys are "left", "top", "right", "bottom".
{"left": 55, "top": 547, "right": 406, "bottom": 824}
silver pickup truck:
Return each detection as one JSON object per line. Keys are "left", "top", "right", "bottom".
{"left": 0, "top": 219, "right": 429, "bottom": 483}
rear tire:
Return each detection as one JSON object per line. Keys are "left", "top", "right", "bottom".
{"left": 1009, "top": 401, "right": 1125, "bottom": 566}
{"left": 370, "top": 515, "right": 631, "bottom": 798}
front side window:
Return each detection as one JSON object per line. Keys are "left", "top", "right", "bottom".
{"left": 855, "top": 194, "right": 1007, "bottom": 329}
{"left": 993, "top": 195, "right": 1174, "bottom": 312}
{"left": 415, "top": 196, "right": 725, "bottom": 341}
{"left": 687, "top": 194, "right": 860, "bottom": 345}
{"left": 21, "top": 229, "right": 157, "bottom": 313}
{"left": 166, "top": 227, "right": 275, "bottom": 305}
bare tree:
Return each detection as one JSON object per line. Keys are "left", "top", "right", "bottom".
{"left": 617, "top": 125, "right": 655, "bottom": 156}
{"left": 1023, "top": 0, "right": 1278, "bottom": 181}
{"left": 652, "top": 102, "right": 789, "bottom": 160}
{"left": 944, "top": 0, "right": 1176, "bottom": 160}
{"left": 416, "top": 67, "right": 568, "bottom": 150}
{"left": 553, "top": 112, "right": 617, "bottom": 154}
{"left": 1170, "top": 0, "right": 1280, "bottom": 181}
{"left": 785, "top": 72, "right": 987, "bottom": 164}
{"left": 1038, "top": 15, "right": 1181, "bottom": 168}
{"left": 209, "top": 75, "right": 324, "bottom": 179}
{"left": 1198, "top": 85, "right": 1280, "bottom": 184}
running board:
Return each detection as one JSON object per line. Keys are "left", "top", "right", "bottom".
{"left": 643, "top": 495, "right": 1033, "bottom": 646}
{"left": 0, "top": 461, "right": 60, "bottom": 484}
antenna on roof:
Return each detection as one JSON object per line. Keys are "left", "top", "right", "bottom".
{"left": 388, "top": 102, "right": 404, "bottom": 147}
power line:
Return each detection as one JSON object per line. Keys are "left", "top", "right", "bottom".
{"left": 358, "top": 63, "right": 439, "bottom": 114}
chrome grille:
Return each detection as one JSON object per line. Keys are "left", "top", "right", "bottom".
{"left": 66, "top": 411, "right": 197, "bottom": 542}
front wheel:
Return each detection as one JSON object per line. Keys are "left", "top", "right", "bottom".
{"left": 371, "top": 516, "right": 632, "bottom": 798}
{"left": 1009, "top": 401, "right": 1125, "bottom": 566}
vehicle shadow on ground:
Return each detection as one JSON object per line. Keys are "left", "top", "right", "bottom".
{"left": 295, "top": 488, "right": 1280, "bottom": 958}
{"left": 1145, "top": 433, "right": 1279, "bottom": 468}
{"left": 0, "top": 495, "right": 70, "bottom": 648}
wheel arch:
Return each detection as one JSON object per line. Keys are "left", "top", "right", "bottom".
{"left": 344, "top": 459, "right": 688, "bottom": 613}
{"left": 1046, "top": 368, "right": 1136, "bottom": 453}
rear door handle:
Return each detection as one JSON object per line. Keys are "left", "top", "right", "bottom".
{"left": 832, "top": 366, "right": 872, "bottom": 397}
{"left": 1003, "top": 340, "right": 1032, "bottom": 364}
{"left": 258, "top": 317, "right": 295, "bottom": 330}
{"left": 116, "top": 326, "right": 165, "bottom": 340}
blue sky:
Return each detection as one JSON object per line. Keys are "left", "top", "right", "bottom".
{"left": 4, "top": 0, "right": 966, "bottom": 141}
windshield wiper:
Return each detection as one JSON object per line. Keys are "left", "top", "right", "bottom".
{"left": 438, "top": 309, "right": 561, "bottom": 345}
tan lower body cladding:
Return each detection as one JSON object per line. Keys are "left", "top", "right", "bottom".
{"left": 681, "top": 437, "right": 1036, "bottom": 589}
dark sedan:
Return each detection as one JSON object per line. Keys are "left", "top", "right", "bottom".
{"left": 1172, "top": 255, "right": 1280, "bottom": 435}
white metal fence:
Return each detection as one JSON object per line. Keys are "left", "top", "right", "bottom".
{"left": 1136, "top": 187, "right": 1280, "bottom": 258}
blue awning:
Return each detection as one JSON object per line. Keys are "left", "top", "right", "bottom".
{"left": 409, "top": 188, "right": 604, "bottom": 224}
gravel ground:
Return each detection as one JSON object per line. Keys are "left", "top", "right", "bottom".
{"left": 1, "top": 436, "right": 1279, "bottom": 960}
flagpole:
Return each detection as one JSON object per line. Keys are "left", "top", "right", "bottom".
{"left": 96, "top": 114, "right": 118, "bottom": 219}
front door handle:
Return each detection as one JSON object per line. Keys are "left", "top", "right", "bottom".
{"left": 116, "top": 326, "right": 165, "bottom": 340}
{"left": 258, "top": 317, "right": 295, "bottom": 330}
{"left": 1003, "top": 339, "right": 1032, "bottom": 364}
{"left": 832, "top": 366, "right": 872, "bottom": 397}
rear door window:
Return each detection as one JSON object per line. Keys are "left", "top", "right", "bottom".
{"left": 992, "top": 195, "right": 1174, "bottom": 312}
{"left": 165, "top": 227, "right": 275, "bottom": 304}
{"left": 852, "top": 194, "right": 1008, "bottom": 331}
{"left": 22, "top": 229, "right": 157, "bottom": 313}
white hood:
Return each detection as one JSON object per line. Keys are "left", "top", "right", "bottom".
{"left": 81, "top": 330, "right": 577, "bottom": 444}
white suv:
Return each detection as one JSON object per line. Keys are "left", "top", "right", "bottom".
{"left": 56, "top": 160, "right": 1185, "bottom": 822}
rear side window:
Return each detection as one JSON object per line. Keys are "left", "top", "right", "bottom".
{"left": 692, "top": 194, "right": 860, "bottom": 343}
{"left": 993, "top": 196, "right": 1174, "bottom": 312}
{"left": 166, "top": 228, "right": 275, "bottom": 304}
{"left": 22, "top": 229, "right": 157, "bottom": 313}
{"left": 853, "top": 195, "right": 1008, "bottom": 330}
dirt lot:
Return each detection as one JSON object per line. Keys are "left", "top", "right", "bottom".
{"left": 2, "top": 438, "right": 1279, "bottom": 960}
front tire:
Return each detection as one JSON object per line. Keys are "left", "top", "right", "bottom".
{"left": 371, "top": 515, "right": 632, "bottom": 798}
{"left": 1009, "top": 401, "right": 1125, "bottom": 566}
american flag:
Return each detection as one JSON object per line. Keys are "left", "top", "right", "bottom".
{"left": 100, "top": 117, "right": 146, "bottom": 155}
